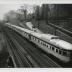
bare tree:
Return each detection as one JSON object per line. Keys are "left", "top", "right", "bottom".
{"left": 20, "top": 4, "right": 28, "bottom": 21}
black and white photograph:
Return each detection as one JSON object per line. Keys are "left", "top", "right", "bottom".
{"left": 0, "top": 0, "right": 72, "bottom": 69}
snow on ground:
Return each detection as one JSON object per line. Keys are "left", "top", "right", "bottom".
{"left": 26, "top": 22, "right": 43, "bottom": 33}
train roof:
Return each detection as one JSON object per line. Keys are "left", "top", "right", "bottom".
{"left": 31, "top": 32, "right": 43, "bottom": 38}
{"left": 41, "top": 34, "right": 59, "bottom": 40}
{"left": 31, "top": 32, "right": 58, "bottom": 40}
{"left": 11, "top": 24, "right": 33, "bottom": 33}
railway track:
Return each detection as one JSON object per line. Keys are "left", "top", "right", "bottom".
{"left": 3, "top": 29, "right": 35, "bottom": 67}
{"left": 2, "top": 26, "right": 61, "bottom": 67}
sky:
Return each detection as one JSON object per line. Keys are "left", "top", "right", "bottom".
{"left": 0, "top": 0, "right": 72, "bottom": 20}
{"left": 0, "top": 0, "right": 49, "bottom": 20}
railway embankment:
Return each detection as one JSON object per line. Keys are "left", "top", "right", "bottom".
{"left": 0, "top": 26, "right": 9, "bottom": 67}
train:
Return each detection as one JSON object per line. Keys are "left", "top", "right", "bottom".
{"left": 5, "top": 23, "right": 72, "bottom": 63}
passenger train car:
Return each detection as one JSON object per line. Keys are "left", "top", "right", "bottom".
{"left": 5, "top": 23, "right": 72, "bottom": 63}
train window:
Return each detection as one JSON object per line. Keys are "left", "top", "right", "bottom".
{"left": 33, "top": 37, "right": 35, "bottom": 40}
{"left": 42, "top": 42, "right": 44, "bottom": 45}
{"left": 45, "top": 43, "right": 47, "bottom": 46}
{"left": 33, "top": 36, "right": 34, "bottom": 40}
{"left": 43, "top": 42, "right": 44, "bottom": 45}
{"left": 59, "top": 50, "right": 62, "bottom": 55}
{"left": 25, "top": 33, "right": 27, "bottom": 36}
{"left": 25, "top": 32, "right": 26, "bottom": 34}
{"left": 56, "top": 49, "right": 58, "bottom": 53}
{"left": 50, "top": 46, "right": 52, "bottom": 49}
{"left": 43, "top": 42, "right": 46, "bottom": 46}
{"left": 46, "top": 44, "right": 48, "bottom": 47}
{"left": 31, "top": 36, "right": 33, "bottom": 39}
{"left": 36, "top": 38, "right": 38, "bottom": 42}
{"left": 52, "top": 47, "right": 54, "bottom": 50}
{"left": 63, "top": 51, "right": 67, "bottom": 56}
{"left": 40, "top": 40, "right": 42, "bottom": 44}
{"left": 34, "top": 37, "right": 36, "bottom": 41}
{"left": 45, "top": 43, "right": 47, "bottom": 47}
{"left": 45, "top": 43, "right": 48, "bottom": 47}
{"left": 35, "top": 37, "right": 37, "bottom": 41}
{"left": 26, "top": 34, "right": 27, "bottom": 36}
